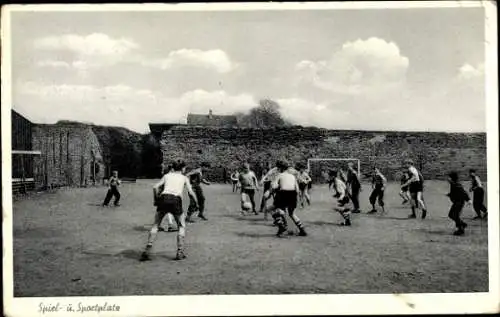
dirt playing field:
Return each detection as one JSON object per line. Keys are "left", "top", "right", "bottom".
{"left": 12, "top": 180, "right": 488, "bottom": 296}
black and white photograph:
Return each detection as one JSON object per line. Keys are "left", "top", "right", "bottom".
{"left": 2, "top": 1, "right": 498, "bottom": 316}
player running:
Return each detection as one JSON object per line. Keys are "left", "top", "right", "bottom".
{"left": 401, "top": 159, "right": 428, "bottom": 219}
{"left": 140, "top": 160, "right": 198, "bottom": 261}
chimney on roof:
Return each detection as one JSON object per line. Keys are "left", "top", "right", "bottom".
{"left": 208, "top": 109, "right": 213, "bottom": 119}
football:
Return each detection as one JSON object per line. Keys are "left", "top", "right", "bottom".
{"left": 242, "top": 201, "right": 253, "bottom": 211}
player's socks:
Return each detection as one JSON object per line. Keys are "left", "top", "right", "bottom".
{"left": 140, "top": 245, "right": 152, "bottom": 261}
{"left": 198, "top": 214, "right": 208, "bottom": 221}
{"left": 422, "top": 209, "right": 427, "bottom": 219}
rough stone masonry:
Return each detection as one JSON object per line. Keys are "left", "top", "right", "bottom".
{"left": 159, "top": 126, "right": 487, "bottom": 182}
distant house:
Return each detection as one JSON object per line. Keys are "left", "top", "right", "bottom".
{"left": 187, "top": 110, "right": 238, "bottom": 127}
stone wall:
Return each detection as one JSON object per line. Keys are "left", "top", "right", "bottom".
{"left": 32, "top": 123, "right": 105, "bottom": 189}
{"left": 159, "top": 126, "right": 487, "bottom": 182}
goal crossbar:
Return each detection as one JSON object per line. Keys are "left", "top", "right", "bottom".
{"left": 307, "top": 158, "right": 361, "bottom": 176}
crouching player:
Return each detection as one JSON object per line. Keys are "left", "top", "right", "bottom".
{"left": 268, "top": 160, "right": 307, "bottom": 237}
{"left": 332, "top": 170, "right": 352, "bottom": 226}
{"left": 140, "top": 160, "right": 198, "bottom": 261}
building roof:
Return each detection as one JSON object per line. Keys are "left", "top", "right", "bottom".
{"left": 187, "top": 110, "right": 238, "bottom": 127}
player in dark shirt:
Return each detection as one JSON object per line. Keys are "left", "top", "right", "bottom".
{"left": 102, "top": 170, "right": 121, "bottom": 207}
{"left": 346, "top": 163, "right": 362, "bottom": 213}
{"left": 447, "top": 171, "right": 472, "bottom": 236}
{"left": 368, "top": 168, "right": 386, "bottom": 214}
{"left": 186, "top": 163, "right": 211, "bottom": 222}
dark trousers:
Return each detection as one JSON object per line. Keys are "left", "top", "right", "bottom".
{"left": 369, "top": 187, "right": 384, "bottom": 206}
{"left": 242, "top": 188, "right": 257, "bottom": 211}
{"left": 473, "top": 188, "right": 487, "bottom": 215}
{"left": 448, "top": 201, "right": 466, "bottom": 228}
{"left": 188, "top": 186, "right": 205, "bottom": 216}
{"left": 103, "top": 186, "right": 120, "bottom": 206}
{"left": 351, "top": 186, "right": 360, "bottom": 210}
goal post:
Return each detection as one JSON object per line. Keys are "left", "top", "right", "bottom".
{"left": 307, "top": 158, "right": 361, "bottom": 184}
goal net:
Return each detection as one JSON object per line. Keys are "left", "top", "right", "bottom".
{"left": 307, "top": 158, "right": 361, "bottom": 184}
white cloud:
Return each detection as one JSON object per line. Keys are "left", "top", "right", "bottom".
{"left": 295, "top": 37, "right": 409, "bottom": 96}
{"left": 141, "top": 49, "right": 237, "bottom": 74}
{"left": 456, "top": 62, "right": 484, "bottom": 81}
{"left": 34, "top": 33, "right": 139, "bottom": 56}
{"left": 15, "top": 82, "right": 254, "bottom": 132}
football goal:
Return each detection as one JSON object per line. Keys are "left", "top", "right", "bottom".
{"left": 307, "top": 158, "right": 361, "bottom": 184}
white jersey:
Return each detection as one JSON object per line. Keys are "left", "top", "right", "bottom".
{"left": 272, "top": 170, "right": 298, "bottom": 191}
{"left": 408, "top": 166, "right": 420, "bottom": 183}
{"left": 261, "top": 167, "right": 280, "bottom": 183}
{"left": 158, "top": 172, "right": 192, "bottom": 197}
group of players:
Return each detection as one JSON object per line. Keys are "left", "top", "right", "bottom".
{"left": 138, "top": 158, "right": 488, "bottom": 262}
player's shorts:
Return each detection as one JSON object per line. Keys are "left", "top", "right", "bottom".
{"left": 307, "top": 182, "right": 312, "bottom": 189}
{"left": 298, "top": 182, "right": 308, "bottom": 191}
{"left": 338, "top": 195, "right": 350, "bottom": 206}
{"left": 409, "top": 182, "right": 423, "bottom": 193}
{"left": 263, "top": 181, "right": 272, "bottom": 192}
{"left": 274, "top": 190, "right": 298, "bottom": 211}
{"left": 156, "top": 194, "right": 183, "bottom": 216}
{"left": 232, "top": 179, "right": 238, "bottom": 184}
{"left": 401, "top": 185, "right": 409, "bottom": 192}
{"left": 242, "top": 188, "right": 255, "bottom": 197}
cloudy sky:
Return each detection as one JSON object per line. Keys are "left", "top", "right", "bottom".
{"left": 9, "top": 5, "right": 486, "bottom": 133}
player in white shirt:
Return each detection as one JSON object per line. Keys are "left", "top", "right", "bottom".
{"left": 401, "top": 159, "right": 428, "bottom": 219}
{"left": 268, "top": 160, "right": 307, "bottom": 237}
{"left": 158, "top": 164, "right": 177, "bottom": 232}
{"left": 140, "top": 160, "right": 198, "bottom": 261}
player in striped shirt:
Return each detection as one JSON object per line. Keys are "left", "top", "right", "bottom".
{"left": 469, "top": 169, "right": 487, "bottom": 219}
